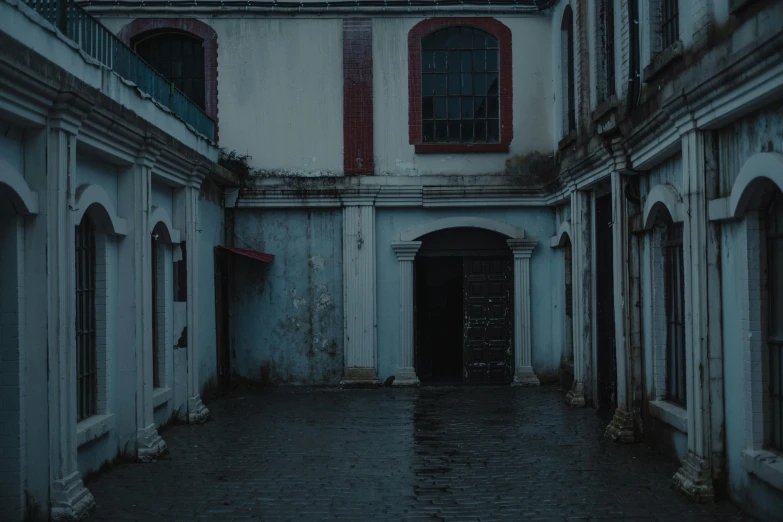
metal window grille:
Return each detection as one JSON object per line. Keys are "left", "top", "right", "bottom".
{"left": 76, "top": 216, "right": 97, "bottom": 422}
{"left": 563, "top": 8, "right": 576, "bottom": 133}
{"left": 421, "top": 27, "right": 500, "bottom": 144}
{"left": 152, "top": 236, "right": 161, "bottom": 388}
{"left": 660, "top": 0, "right": 679, "bottom": 51}
{"left": 664, "top": 222, "right": 686, "bottom": 406}
{"left": 564, "top": 242, "right": 573, "bottom": 318}
{"left": 135, "top": 32, "right": 206, "bottom": 112}
{"left": 767, "top": 190, "right": 783, "bottom": 450}
{"left": 600, "top": 0, "right": 615, "bottom": 100}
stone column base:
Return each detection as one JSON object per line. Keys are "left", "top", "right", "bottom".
{"left": 136, "top": 424, "right": 168, "bottom": 462}
{"left": 392, "top": 367, "right": 420, "bottom": 386}
{"left": 672, "top": 451, "right": 715, "bottom": 502}
{"left": 565, "top": 381, "right": 586, "bottom": 407}
{"left": 188, "top": 395, "right": 211, "bottom": 424}
{"left": 341, "top": 367, "right": 380, "bottom": 387}
{"left": 511, "top": 366, "right": 540, "bottom": 386}
{"left": 604, "top": 407, "right": 637, "bottom": 443}
{"left": 50, "top": 470, "right": 95, "bottom": 521}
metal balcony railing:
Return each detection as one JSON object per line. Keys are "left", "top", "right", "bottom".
{"left": 26, "top": 0, "right": 216, "bottom": 141}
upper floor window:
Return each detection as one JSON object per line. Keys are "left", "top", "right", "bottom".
{"left": 408, "top": 18, "right": 512, "bottom": 153}
{"left": 660, "top": 0, "right": 679, "bottom": 52}
{"left": 767, "top": 189, "right": 783, "bottom": 450}
{"left": 421, "top": 27, "right": 499, "bottom": 145}
{"left": 135, "top": 31, "right": 206, "bottom": 111}
{"left": 561, "top": 6, "right": 576, "bottom": 134}
{"left": 598, "top": 0, "right": 615, "bottom": 102}
{"left": 663, "top": 221, "right": 686, "bottom": 407}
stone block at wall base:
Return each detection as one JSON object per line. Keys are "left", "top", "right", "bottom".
{"left": 566, "top": 381, "right": 586, "bottom": 407}
{"left": 605, "top": 407, "right": 638, "bottom": 443}
{"left": 188, "top": 395, "right": 210, "bottom": 424}
{"left": 50, "top": 470, "right": 95, "bottom": 521}
{"left": 511, "top": 366, "right": 540, "bottom": 387}
{"left": 341, "top": 367, "right": 380, "bottom": 388}
{"left": 391, "top": 367, "right": 420, "bottom": 386}
{"left": 136, "top": 424, "right": 168, "bottom": 462}
{"left": 672, "top": 452, "right": 715, "bottom": 503}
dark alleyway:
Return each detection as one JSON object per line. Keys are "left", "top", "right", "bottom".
{"left": 87, "top": 386, "right": 751, "bottom": 521}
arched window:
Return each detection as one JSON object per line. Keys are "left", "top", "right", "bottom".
{"left": 561, "top": 6, "right": 576, "bottom": 134}
{"left": 420, "top": 27, "right": 499, "bottom": 144}
{"left": 766, "top": 189, "right": 783, "bottom": 449}
{"left": 119, "top": 19, "right": 219, "bottom": 139}
{"left": 662, "top": 221, "right": 686, "bottom": 406}
{"left": 408, "top": 18, "right": 512, "bottom": 153}
{"left": 135, "top": 31, "right": 206, "bottom": 110}
{"left": 76, "top": 214, "right": 97, "bottom": 422}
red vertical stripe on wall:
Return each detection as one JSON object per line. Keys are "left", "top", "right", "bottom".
{"left": 343, "top": 18, "right": 374, "bottom": 176}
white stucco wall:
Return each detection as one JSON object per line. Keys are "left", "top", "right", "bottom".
{"left": 197, "top": 195, "right": 224, "bottom": 393}
{"left": 76, "top": 152, "right": 120, "bottom": 210}
{"left": 104, "top": 15, "right": 552, "bottom": 176}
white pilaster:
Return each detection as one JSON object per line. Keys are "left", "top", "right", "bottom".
{"left": 672, "top": 128, "right": 715, "bottom": 501}
{"left": 47, "top": 95, "right": 96, "bottom": 521}
{"left": 341, "top": 189, "right": 379, "bottom": 385}
{"left": 391, "top": 241, "right": 422, "bottom": 386}
{"left": 131, "top": 140, "right": 167, "bottom": 461}
{"left": 605, "top": 170, "right": 637, "bottom": 444}
{"left": 567, "top": 189, "right": 591, "bottom": 407}
{"left": 507, "top": 238, "right": 539, "bottom": 386}
{"left": 185, "top": 169, "right": 210, "bottom": 422}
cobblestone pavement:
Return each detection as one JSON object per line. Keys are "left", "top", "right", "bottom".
{"left": 87, "top": 386, "right": 752, "bottom": 521}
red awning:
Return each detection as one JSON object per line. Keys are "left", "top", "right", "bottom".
{"left": 218, "top": 246, "right": 275, "bottom": 264}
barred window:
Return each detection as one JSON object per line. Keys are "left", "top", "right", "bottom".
{"left": 421, "top": 27, "right": 500, "bottom": 144}
{"left": 561, "top": 6, "right": 576, "bottom": 134}
{"left": 76, "top": 215, "right": 97, "bottom": 422}
{"left": 152, "top": 235, "right": 161, "bottom": 388}
{"left": 664, "top": 222, "right": 686, "bottom": 406}
{"left": 767, "top": 190, "right": 783, "bottom": 450}
{"left": 660, "top": 0, "right": 679, "bottom": 51}
{"left": 598, "top": 0, "right": 615, "bottom": 101}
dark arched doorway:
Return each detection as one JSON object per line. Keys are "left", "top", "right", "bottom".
{"left": 414, "top": 227, "right": 513, "bottom": 384}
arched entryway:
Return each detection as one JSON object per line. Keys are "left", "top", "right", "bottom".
{"left": 392, "top": 217, "right": 537, "bottom": 386}
{"left": 415, "top": 227, "right": 514, "bottom": 384}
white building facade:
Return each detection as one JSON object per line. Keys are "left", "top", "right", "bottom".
{"left": 2, "top": 0, "right": 783, "bottom": 520}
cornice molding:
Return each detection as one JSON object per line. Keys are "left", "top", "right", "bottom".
{"left": 50, "top": 91, "right": 93, "bottom": 135}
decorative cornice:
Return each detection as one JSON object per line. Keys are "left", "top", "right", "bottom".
{"left": 49, "top": 91, "right": 92, "bottom": 135}
{"left": 506, "top": 238, "right": 537, "bottom": 257}
{"left": 339, "top": 187, "right": 381, "bottom": 206}
{"left": 136, "top": 136, "right": 164, "bottom": 169}
{"left": 391, "top": 240, "right": 422, "bottom": 261}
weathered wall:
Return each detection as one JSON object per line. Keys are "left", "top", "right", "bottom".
{"left": 717, "top": 101, "right": 783, "bottom": 198}
{"left": 104, "top": 15, "right": 553, "bottom": 176}
{"left": 231, "top": 209, "right": 344, "bottom": 384}
{"left": 375, "top": 207, "right": 561, "bottom": 381}
{"left": 198, "top": 194, "right": 224, "bottom": 393}
{"left": 76, "top": 151, "right": 119, "bottom": 208}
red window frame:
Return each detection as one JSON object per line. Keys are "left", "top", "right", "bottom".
{"left": 118, "top": 18, "right": 219, "bottom": 142}
{"left": 408, "top": 17, "right": 513, "bottom": 154}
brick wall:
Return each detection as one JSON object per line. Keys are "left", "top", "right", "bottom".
{"left": 343, "top": 18, "right": 374, "bottom": 175}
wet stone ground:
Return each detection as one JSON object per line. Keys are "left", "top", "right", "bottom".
{"left": 87, "top": 386, "right": 752, "bottom": 521}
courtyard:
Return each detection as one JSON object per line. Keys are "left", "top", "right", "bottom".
{"left": 86, "top": 386, "right": 751, "bottom": 521}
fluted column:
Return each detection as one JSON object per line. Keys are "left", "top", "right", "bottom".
{"left": 341, "top": 189, "right": 379, "bottom": 385}
{"left": 508, "top": 238, "right": 539, "bottom": 386}
{"left": 567, "top": 189, "right": 591, "bottom": 407}
{"left": 391, "top": 241, "right": 422, "bottom": 386}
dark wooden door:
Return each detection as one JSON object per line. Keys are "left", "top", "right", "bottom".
{"left": 463, "top": 257, "right": 513, "bottom": 383}
{"left": 595, "top": 193, "right": 617, "bottom": 411}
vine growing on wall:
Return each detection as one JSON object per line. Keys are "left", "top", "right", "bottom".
{"left": 218, "top": 149, "right": 253, "bottom": 186}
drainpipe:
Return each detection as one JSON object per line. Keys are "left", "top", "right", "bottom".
{"left": 626, "top": 0, "right": 640, "bottom": 113}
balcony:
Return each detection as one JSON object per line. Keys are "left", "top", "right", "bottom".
{"left": 25, "top": 0, "right": 216, "bottom": 141}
